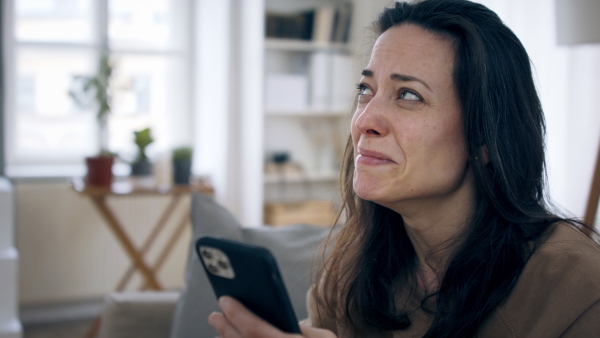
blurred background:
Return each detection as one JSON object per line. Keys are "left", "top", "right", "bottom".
{"left": 0, "top": 0, "right": 598, "bottom": 337}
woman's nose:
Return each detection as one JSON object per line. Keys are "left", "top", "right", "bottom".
{"left": 353, "top": 100, "right": 389, "bottom": 136}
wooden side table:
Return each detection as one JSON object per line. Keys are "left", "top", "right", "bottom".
{"left": 70, "top": 177, "right": 214, "bottom": 291}
{"left": 72, "top": 177, "right": 214, "bottom": 337}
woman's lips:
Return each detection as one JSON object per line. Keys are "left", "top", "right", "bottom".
{"left": 356, "top": 149, "right": 395, "bottom": 166}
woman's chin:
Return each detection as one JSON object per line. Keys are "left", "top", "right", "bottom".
{"left": 353, "top": 180, "right": 384, "bottom": 203}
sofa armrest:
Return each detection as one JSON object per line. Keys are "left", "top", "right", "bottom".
{"left": 98, "top": 291, "right": 179, "bottom": 338}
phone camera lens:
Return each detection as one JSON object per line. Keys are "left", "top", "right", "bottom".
{"left": 208, "top": 263, "right": 219, "bottom": 274}
{"left": 217, "top": 260, "right": 228, "bottom": 269}
{"left": 201, "top": 249, "right": 213, "bottom": 259}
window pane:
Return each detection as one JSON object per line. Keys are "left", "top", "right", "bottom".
{"left": 16, "top": 47, "right": 95, "bottom": 116}
{"left": 109, "top": 0, "right": 179, "bottom": 50}
{"left": 15, "top": 0, "right": 94, "bottom": 43}
{"left": 13, "top": 47, "right": 97, "bottom": 160}
{"left": 109, "top": 54, "right": 169, "bottom": 160}
{"left": 15, "top": 114, "right": 96, "bottom": 161}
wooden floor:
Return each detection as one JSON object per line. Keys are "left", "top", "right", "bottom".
{"left": 23, "top": 319, "right": 94, "bottom": 338}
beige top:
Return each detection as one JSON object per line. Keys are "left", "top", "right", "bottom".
{"left": 308, "top": 223, "right": 600, "bottom": 337}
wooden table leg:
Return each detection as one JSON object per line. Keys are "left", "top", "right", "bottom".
{"left": 84, "top": 316, "right": 102, "bottom": 338}
{"left": 85, "top": 196, "right": 182, "bottom": 337}
{"left": 153, "top": 209, "right": 191, "bottom": 273}
{"left": 115, "top": 194, "right": 182, "bottom": 291}
{"left": 140, "top": 208, "right": 191, "bottom": 290}
{"left": 90, "top": 196, "right": 162, "bottom": 290}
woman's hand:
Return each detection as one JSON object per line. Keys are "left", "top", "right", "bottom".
{"left": 208, "top": 296, "right": 337, "bottom": 338}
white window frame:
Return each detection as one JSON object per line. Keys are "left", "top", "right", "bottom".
{"left": 2, "top": 0, "right": 194, "bottom": 178}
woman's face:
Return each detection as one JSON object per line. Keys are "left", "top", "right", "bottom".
{"left": 352, "top": 24, "right": 474, "bottom": 215}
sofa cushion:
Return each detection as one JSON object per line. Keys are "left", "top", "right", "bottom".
{"left": 169, "top": 193, "right": 329, "bottom": 338}
{"left": 99, "top": 291, "right": 179, "bottom": 338}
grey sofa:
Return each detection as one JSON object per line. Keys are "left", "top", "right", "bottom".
{"left": 98, "top": 193, "right": 330, "bottom": 338}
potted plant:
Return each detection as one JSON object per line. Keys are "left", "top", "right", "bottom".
{"left": 70, "top": 52, "right": 115, "bottom": 187}
{"left": 130, "top": 127, "right": 154, "bottom": 176}
{"left": 172, "top": 146, "right": 193, "bottom": 185}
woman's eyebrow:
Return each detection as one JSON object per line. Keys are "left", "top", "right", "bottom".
{"left": 361, "top": 69, "right": 432, "bottom": 91}
{"left": 390, "top": 73, "right": 432, "bottom": 91}
{"left": 361, "top": 69, "right": 374, "bottom": 77}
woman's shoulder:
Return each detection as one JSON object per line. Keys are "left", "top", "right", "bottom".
{"left": 479, "top": 222, "right": 600, "bottom": 337}
{"left": 526, "top": 222, "right": 600, "bottom": 294}
{"left": 533, "top": 221, "right": 600, "bottom": 271}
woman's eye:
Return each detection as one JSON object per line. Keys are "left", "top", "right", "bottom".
{"left": 398, "top": 90, "right": 422, "bottom": 101}
{"left": 356, "top": 84, "right": 373, "bottom": 96}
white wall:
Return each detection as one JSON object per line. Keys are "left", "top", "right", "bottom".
{"left": 559, "top": 47, "right": 600, "bottom": 221}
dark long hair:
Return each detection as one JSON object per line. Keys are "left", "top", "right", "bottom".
{"left": 314, "top": 0, "right": 567, "bottom": 336}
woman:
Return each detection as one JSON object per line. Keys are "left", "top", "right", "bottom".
{"left": 209, "top": 0, "right": 600, "bottom": 336}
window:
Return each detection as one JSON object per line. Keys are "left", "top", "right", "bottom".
{"left": 4, "top": 0, "right": 191, "bottom": 176}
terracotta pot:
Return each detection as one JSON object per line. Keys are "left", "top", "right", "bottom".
{"left": 85, "top": 156, "right": 114, "bottom": 187}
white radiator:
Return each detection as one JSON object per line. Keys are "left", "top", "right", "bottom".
{"left": 0, "top": 177, "right": 22, "bottom": 338}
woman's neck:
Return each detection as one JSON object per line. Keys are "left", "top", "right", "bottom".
{"left": 408, "top": 223, "right": 462, "bottom": 293}
{"left": 398, "top": 191, "right": 476, "bottom": 292}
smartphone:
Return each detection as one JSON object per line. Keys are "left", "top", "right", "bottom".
{"left": 195, "top": 236, "right": 301, "bottom": 334}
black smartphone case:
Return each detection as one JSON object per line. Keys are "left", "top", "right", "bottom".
{"left": 195, "top": 236, "right": 301, "bottom": 334}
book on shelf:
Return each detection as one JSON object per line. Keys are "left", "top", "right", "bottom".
{"left": 331, "top": 2, "right": 352, "bottom": 43}
{"left": 265, "top": 11, "right": 314, "bottom": 40}
{"left": 312, "top": 6, "right": 336, "bottom": 44}
{"left": 265, "top": 2, "right": 352, "bottom": 44}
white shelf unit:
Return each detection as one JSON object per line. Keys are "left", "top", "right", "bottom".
{"left": 265, "top": 38, "right": 352, "bottom": 53}
{"left": 262, "top": 1, "right": 356, "bottom": 218}
{"left": 263, "top": 112, "right": 348, "bottom": 197}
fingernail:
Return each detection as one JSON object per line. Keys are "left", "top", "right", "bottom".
{"left": 208, "top": 313, "right": 216, "bottom": 326}
{"left": 218, "top": 296, "right": 232, "bottom": 309}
